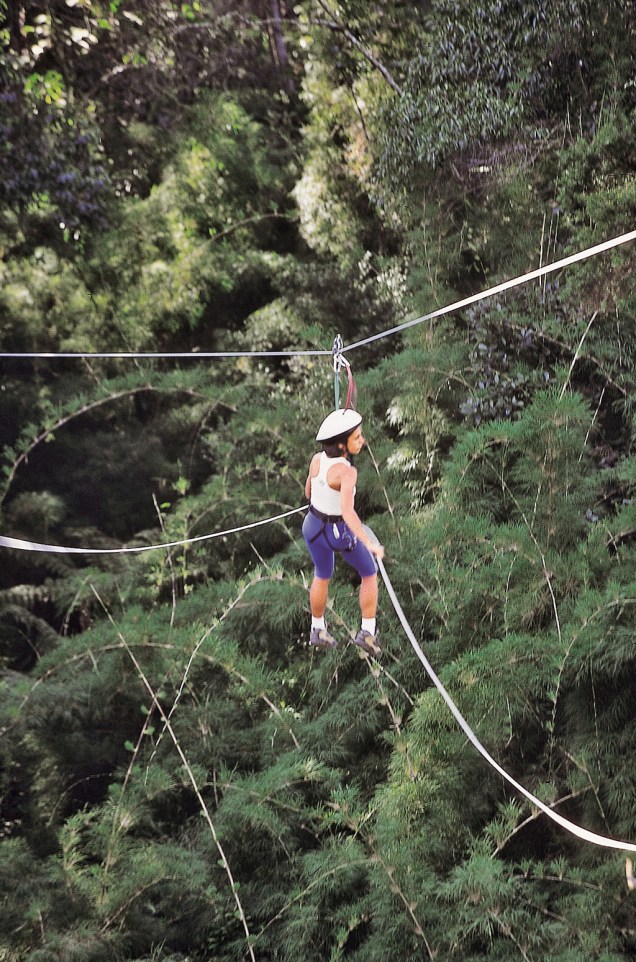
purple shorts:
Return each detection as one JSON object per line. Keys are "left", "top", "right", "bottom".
{"left": 302, "top": 509, "right": 377, "bottom": 580}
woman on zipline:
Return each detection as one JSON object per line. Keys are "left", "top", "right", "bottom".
{"left": 302, "top": 408, "right": 385, "bottom": 656}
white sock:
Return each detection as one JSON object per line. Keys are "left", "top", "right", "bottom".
{"left": 361, "top": 617, "right": 376, "bottom": 635}
{"left": 312, "top": 616, "right": 326, "bottom": 630}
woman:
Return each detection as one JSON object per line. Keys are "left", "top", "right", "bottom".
{"left": 302, "top": 408, "right": 385, "bottom": 656}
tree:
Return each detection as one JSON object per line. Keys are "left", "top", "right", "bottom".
{"left": 5, "top": 0, "right": 636, "bottom": 959}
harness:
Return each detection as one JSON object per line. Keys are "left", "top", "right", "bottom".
{"left": 308, "top": 504, "right": 357, "bottom": 553}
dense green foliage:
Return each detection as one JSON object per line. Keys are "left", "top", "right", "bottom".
{"left": 3, "top": 1, "right": 636, "bottom": 960}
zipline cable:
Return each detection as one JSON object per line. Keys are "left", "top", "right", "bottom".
{"left": 2, "top": 228, "right": 636, "bottom": 360}
{"left": 342, "top": 227, "right": 636, "bottom": 353}
{"left": 0, "top": 506, "right": 306, "bottom": 554}
{"left": 0, "top": 348, "right": 331, "bottom": 359}
{"left": 377, "top": 555, "right": 636, "bottom": 854}
{"left": 4, "top": 230, "right": 635, "bottom": 549}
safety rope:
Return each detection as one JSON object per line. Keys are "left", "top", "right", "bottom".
{"left": 377, "top": 556, "right": 636, "bottom": 853}
{"left": 333, "top": 335, "right": 343, "bottom": 409}
{"left": 0, "top": 506, "right": 306, "bottom": 554}
{"left": 332, "top": 334, "right": 357, "bottom": 410}
{"left": 4, "top": 484, "right": 636, "bottom": 853}
{"left": 2, "top": 228, "right": 635, "bottom": 360}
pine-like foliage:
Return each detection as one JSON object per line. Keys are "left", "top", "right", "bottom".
{"left": 6, "top": 2, "right": 636, "bottom": 960}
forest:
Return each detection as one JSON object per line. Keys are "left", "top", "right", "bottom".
{"left": 3, "top": 1, "right": 636, "bottom": 959}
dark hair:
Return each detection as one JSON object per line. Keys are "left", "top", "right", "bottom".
{"left": 322, "top": 429, "right": 354, "bottom": 459}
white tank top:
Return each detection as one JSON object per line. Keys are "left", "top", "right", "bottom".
{"left": 310, "top": 452, "right": 352, "bottom": 516}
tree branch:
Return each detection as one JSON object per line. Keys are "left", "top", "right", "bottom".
{"left": 311, "top": 0, "right": 402, "bottom": 94}
{"left": 91, "top": 586, "right": 258, "bottom": 962}
{"left": 1, "top": 385, "right": 207, "bottom": 506}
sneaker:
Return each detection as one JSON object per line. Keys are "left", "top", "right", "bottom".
{"left": 309, "top": 626, "right": 338, "bottom": 649}
{"left": 353, "top": 629, "right": 381, "bottom": 657}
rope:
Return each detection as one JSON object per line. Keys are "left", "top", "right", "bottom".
{"left": 0, "top": 506, "right": 306, "bottom": 555}
{"left": 0, "top": 348, "right": 331, "bottom": 359}
{"left": 2, "top": 228, "right": 635, "bottom": 360}
{"left": 5, "top": 473, "right": 636, "bottom": 854}
{"left": 377, "top": 556, "right": 636, "bottom": 854}
{"left": 341, "top": 227, "right": 636, "bottom": 353}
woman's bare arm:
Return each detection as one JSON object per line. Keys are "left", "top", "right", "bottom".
{"left": 340, "top": 468, "right": 384, "bottom": 558}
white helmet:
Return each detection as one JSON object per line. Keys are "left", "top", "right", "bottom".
{"left": 316, "top": 408, "right": 362, "bottom": 442}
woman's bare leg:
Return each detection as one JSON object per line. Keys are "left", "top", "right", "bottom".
{"left": 310, "top": 576, "right": 330, "bottom": 617}
{"left": 359, "top": 574, "right": 378, "bottom": 619}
